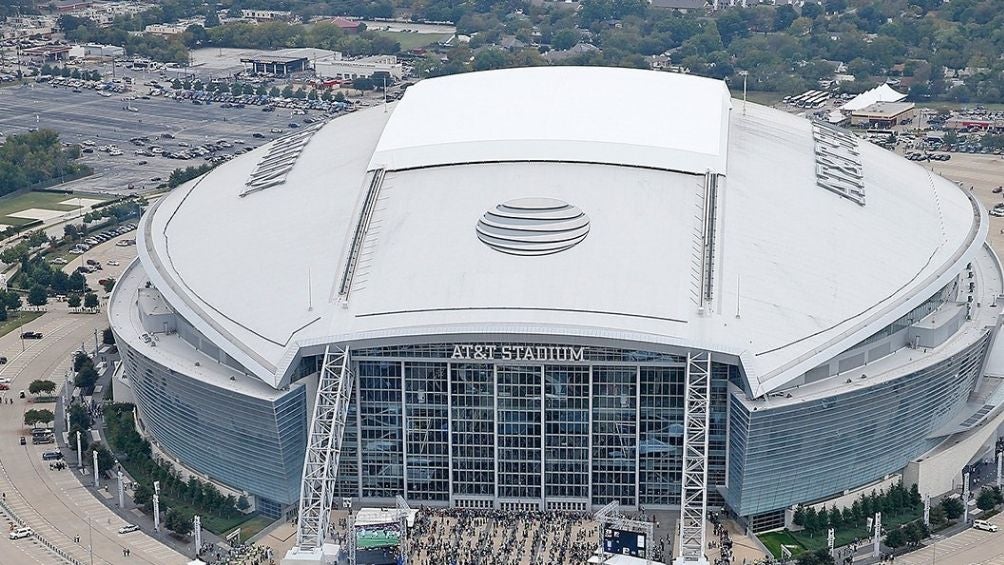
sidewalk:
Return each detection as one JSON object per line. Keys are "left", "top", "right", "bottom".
{"left": 55, "top": 349, "right": 214, "bottom": 560}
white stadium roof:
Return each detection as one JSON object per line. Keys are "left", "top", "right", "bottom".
{"left": 136, "top": 68, "right": 984, "bottom": 396}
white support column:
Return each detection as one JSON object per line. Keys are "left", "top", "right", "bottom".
{"left": 675, "top": 351, "right": 711, "bottom": 565}
{"left": 964, "top": 469, "right": 972, "bottom": 523}
{"left": 93, "top": 449, "right": 99, "bottom": 488}
{"left": 492, "top": 364, "right": 499, "bottom": 507}
{"left": 872, "top": 512, "right": 881, "bottom": 558}
{"left": 588, "top": 364, "right": 594, "bottom": 508}
{"left": 153, "top": 481, "right": 161, "bottom": 532}
{"left": 194, "top": 515, "right": 202, "bottom": 554}
{"left": 924, "top": 495, "right": 930, "bottom": 527}
{"left": 997, "top": 448, "right": 1002, "bottom": 489}
{"left": 117, "top": 471, "right": 124, "bottom": 508}
{"left": 76, "top": 431, "right": 82, "bottom": 469}
{"left": 540, "top": 364, "right": 546, "bottom": 510}
{"left": 446, "top": 363, "right": 454, "bottom": 506}
{"left": 400, "top": 361, "right": 408, "bottom": 501}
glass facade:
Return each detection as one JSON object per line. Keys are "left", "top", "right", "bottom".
{"left": 333, "top": 344, "right": 731, "bottom": 509}
{"left": 726, "top": 330, "right": 993, "bottom": 517}
{"left": 119, "top": 341, "right": 307, "bottom": 506}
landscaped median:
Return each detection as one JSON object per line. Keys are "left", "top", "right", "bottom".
{"left": 102, "top": 402, "right": 270, "bottom": 538}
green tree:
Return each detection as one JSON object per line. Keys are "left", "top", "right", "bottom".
{"left": 23, "top": 408, "right": 54, "bottom": 426}
{"left": 795, "top": 548, "right": 835, "bottom": 565}
{"left": 68, "top": 294, "right": 82, "bottom": 309}
{"left": 134, "top": 483, "right": 152, "bottom": 508}
{"left": 977, "top": 488, "right": 998, "bottom": 512}
{"left": 269, "top": 86, "right": 280, "bottom": 97}
{"left": 884, "top": 528, "right": 906, "bottom": 549}
{"left": 165, "top": 507, "right": 193, "bottom": 536}
{"left": 75, "top": 365, "right": 99, "bottom": 390}
{"left": 28, "top": 379, "right": 56, "bottom": 396}
{"left": 929, "top": 505, "right": 947, "bottom": 527}
{"left": 793, "top": 505, "right": 806, "bottom": 528}
{"left": 87, "top": 442, "right": 116, "bottom": 473}
{"left": 102, "top": 328, "right": 115, "bottom": 345}
{"left": 2, "top": 291, "right": 21, "bottom": 312}
{"left": 941, "top": 497, "right": 965, "bottom": 520}
{"left": 27, "top": 284, "right": 48, "bottom": 307}
{"left": 236, "top": 495, "right": 250, "bottom": 511}
{"left": 83, "top": 293, "right": 99, "bottom": 310}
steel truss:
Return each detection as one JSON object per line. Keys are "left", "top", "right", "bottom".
{"left": 293, "top": 345, "right": 354, "bottom": 554}
{"left": 676, "top": 351, "right": 711, "bottom": 565}
{"left": 594, "top": 502, "right": 654, "bottom": 565}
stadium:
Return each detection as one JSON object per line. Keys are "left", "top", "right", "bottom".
{"left": 109, "top": 66, "right": 1004, "bottom": 537}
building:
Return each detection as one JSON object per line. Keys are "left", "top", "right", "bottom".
{"left": 849, "top": 101, "right": 915, "bottom": 128}
{"left": 22, "top": 45, "right": 71, "bottom": 62}
{"left": 314, "top": 54, "right": 403, "bottom": 81}
{"left": 110, "top": 67, "right": 1004, "bottom": 530}
{"left": 241, "top": 9, "right": 293, "bottom": 22}
{"left": 327, "top": 16, "right": 363, "bottom": 32}
{"left": 69, "top": 43, "right": 125, "bottom": 59}
{"left": 241, "top": 55, "right": 310, "bottom": 76}
{"left": 840, "top": 82, "right": 907, "bottom": 112}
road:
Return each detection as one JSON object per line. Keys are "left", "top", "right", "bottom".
{"left": 0, "top": 292, "right": 187, "bottom": 563}
{"left": 893, "top": 512, "right": 1004, "bottom": 565}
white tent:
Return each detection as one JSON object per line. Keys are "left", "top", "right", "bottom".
{"left": 841, "top": 83, "right": 906, "bottom": 112}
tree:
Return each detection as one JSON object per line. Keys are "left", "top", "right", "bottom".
{"left": 903, "top": 520, "right": 924, "bottom": 546}
{"left": 884, "top": 528, "right": 906, "bottom": 549}
{"left": 236, "top": 495, "right": 250, "bottom": 511}
{"left": 101, "top": 278, "right": 115, "bottom": 293}
{"left": 828, "top": 505, "right": 842, "bottom": 529}
{"left": 83, "top": 293, "right": 99, "bottom": 310}
{"left": 75, "top": 365, "right": 99, "bottom": 390}
{"left": 795, "top": 548, "right": 835, "bottom": 565}
{"left": 87, "top": 442, "right": 116, "bottom": 473}
{"left": 941, "top": 497, "right": 965, "bottom": 520}
{"left": 977, "top": 488, "right": 998, "bottom": 512}
{"left": 27, "top": 284, "right": 48, "bottom": 307}
{"left": 793, "top": 505, "right": 806, "bottom": 528}
{"left": 165, "top": 507, "right": 193, "bottom": 536}
{"left": 68, "top": 294, "right": 82, "bottom": 309}
{"left": 102, "top": 328, "right": 115, "bottom": 345}
{"left": 23, "top": 408, "right": 54, "bottom": 426}
{"left": 2, "top": 291, "right": 21, "bottom": 312}
{"left": 28, "top": 379, "right": 56, "bottom": 396}
{"left": 929, "top": 505, "right": 947, "bottom": 527}
{"left": 134, "top": 483, "right": 152, "bottom": 508}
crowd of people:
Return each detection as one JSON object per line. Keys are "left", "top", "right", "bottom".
{"left": 404, "top": 508, "right": 597, "bottom": 565}
{"left": 709, "top": 513, "right": 736, "bottom": 565}
{"left": 198, "top": 541, "right": 275, "bottom": 565}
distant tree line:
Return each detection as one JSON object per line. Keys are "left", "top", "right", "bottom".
{"left": 0, "top": 130, "right": 91, "bottom": 197}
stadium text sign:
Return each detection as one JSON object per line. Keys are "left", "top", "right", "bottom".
{"left": 451, "top": 344, "right": 585, "bottom": 362}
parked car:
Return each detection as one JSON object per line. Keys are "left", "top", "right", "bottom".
{"left": 41, "top": 450, "right": 62, "bottom": 461}
{"left": 9, "top": 527, "right": 32, "bottom": 540}
{"left": 21, "top": 331, "right": 43, "bottom": 339}
{"left": 118, "top": 524, "right": 141, "bottom": 534}
{"left": 975, "top": 520, "right": 999, "bottom": 532}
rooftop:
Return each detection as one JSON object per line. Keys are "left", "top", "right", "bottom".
{"left": 132, "top": 68, "right": 985, "bottom": 396}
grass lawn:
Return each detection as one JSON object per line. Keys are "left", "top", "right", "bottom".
{"left": 371, "top": 30, "right": 451, "bottom": 52}
{"left": 745, "top": 90, "right": 786, "bottom": 106}
{"left": 917, "top": 101, "right": 1004, "bottom": 112}
{"left": 0, "top": 190, "right": 105, "bottom": 227}
{"left": 759, "top": 530, "right": 805, "bottom": 558}
{"left": 0, "top": 310, "right": 44, "bottom": 339}
{"left": 790, "top": 509, "right": 923, "bottom": 553}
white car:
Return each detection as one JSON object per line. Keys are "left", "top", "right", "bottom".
{"left": 9, "top": 527, "right": 32, "bottom": 540}
{"left": 975, "top": 519, "right": 999, "bottom": 532}
{"left": 50, "top": 257, "right": 68, "bottom": 265}
{"left": 107, "top": 260, "right": 121, "bottom": 266}
{"left": 118, "top": 524, "right": 140, "bottom": 534}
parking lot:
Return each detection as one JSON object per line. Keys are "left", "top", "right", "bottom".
{"left": 0, "top": 80, "right": 346, "bottom": 195}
